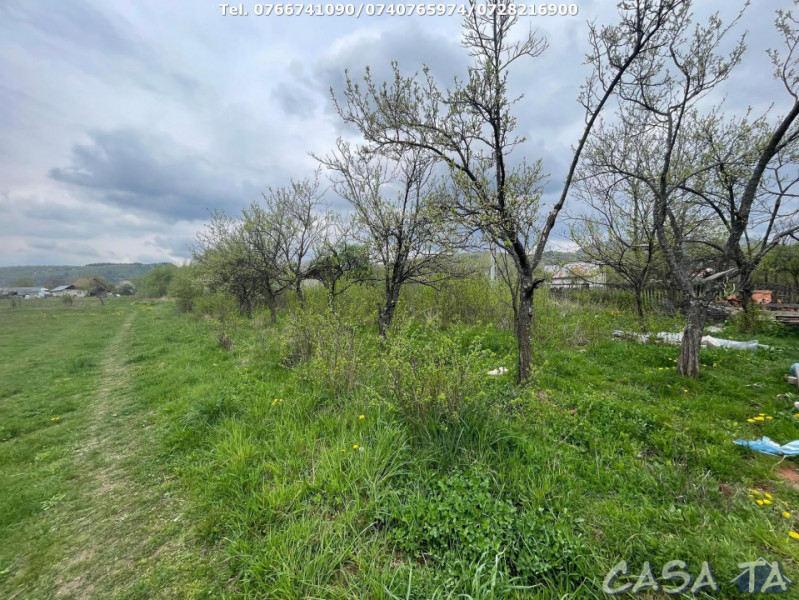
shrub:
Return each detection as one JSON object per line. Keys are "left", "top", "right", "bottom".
{"left": 61, "top": 294, "right": 73, "bottom": 306}
{"left": 280, "top": 307, "right": 377, "bottom": 397}
{"left": 168, "top": 268, "right": 201, "bottom": 312}
{"left": 381, "top": 326, "right": 497, "bottom": 422}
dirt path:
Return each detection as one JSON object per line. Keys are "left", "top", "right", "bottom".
{"left": 47, "top": 313, "right": 190, "bottom": 599}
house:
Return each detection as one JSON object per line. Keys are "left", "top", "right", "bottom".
{"left": 544, "top": 262, "right": 606, "bottom": 288}
{"left": 50, "top": 284, "right": 86, "bottom": 298}
{"left": 0, "top": 287, "right": 49, "bottom": 298}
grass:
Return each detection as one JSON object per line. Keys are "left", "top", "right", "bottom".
{"left": 3, "top": 288, "right": 799, "bottom": 598}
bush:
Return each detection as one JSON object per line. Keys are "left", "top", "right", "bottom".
{"left": 280, "top": 307, "right": 377, "bottom": 397}
{"left": 61, "top": 294, "right": 73, "bottom": 306}
{"left": 729, "top": 306, "right": 783, "bottom": 335}
{"left": 381, "top": 326, "right": 497, "bottom": 422}
{"left": 168, "top": 268, "right": 201, "bottom": 312}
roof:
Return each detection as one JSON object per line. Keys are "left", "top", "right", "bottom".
{"left": 544, "top": 262, "right": 602, "bottom": 280}
{"left": 51, "top": 285, "right": 75, "bottom": 291}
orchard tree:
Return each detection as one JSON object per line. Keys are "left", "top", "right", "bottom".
{"left": 308, "top": 214, "right": 371, "bottom": 310}
{"left": 317, "top": 141, "right": 464, "bottom": 337}
{"left": 332, "top": 0, "right": 691, "bottom": 381}
{"left": 194, "top": 210, "right": 263, "bottom": 317}
{"left": 586, "top": 2, "right": 799, "bottom": 376}
{"left": 571, "top": 169, "right": 661, "bottom": 318}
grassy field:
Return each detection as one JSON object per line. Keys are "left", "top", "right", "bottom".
{"left": 3, "top": 291, "right": 799, "bottom": 598}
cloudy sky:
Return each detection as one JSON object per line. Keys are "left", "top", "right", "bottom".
{"left": 0, "top": 0, "right": 793, "bottom": 266}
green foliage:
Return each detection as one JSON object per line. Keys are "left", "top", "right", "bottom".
{"left": 60, "top": 294, "right": 73, "bottom": 306}
{"left": 381, "top": 325, "right": 498, "bottom": 422}
{"left": 168, "top": 266, "right": 201, "bottom": 312}
{"left": 382, "top": 468, "right": 585, "bottom": 588}
{"left": 135, "top": 264, "right": 178, "bottom": 298}
{"left": 730, "top": 306, "right": 786, "bottom": 336}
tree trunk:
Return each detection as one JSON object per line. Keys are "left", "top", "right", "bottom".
{"left": 677, "top": 299, "right": 706, "bottom": 378}
{"left": 97, "top": 293, "right": 105, "bottom": 306}
{"left": 295, "top": 281, "right": 304, "bottom": 305}
{"left": 634, "top": 287, "right": 644, "bottom": 319}
{"left": 378, "top": 292, "right": 399, "bottom": 338}
{"left": 267, "top": 294, "right": 277, "bottom": 324}
{"left": 739, "top": 268, "right": 755, "bottom": 318}
{"left": 515, "top": 286, "right": 534, "bottom": 383}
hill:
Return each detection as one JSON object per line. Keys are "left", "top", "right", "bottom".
{"left": 0, "top": 263, "right": 171, "bottom": 287}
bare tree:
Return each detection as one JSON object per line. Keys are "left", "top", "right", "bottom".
{"left": 194, "top": 210, "right": 263, "bottom": 317}
{"left": 262, "top": 172, "right": 329, "bottom": 305}
{"left": 307, "top": 213, "right": 371, "bottom": 310}
{"left": 571, "top": 169, "right": 661, "bottom": 318}
{"left": 586, "top": 2, "right": 799, "bottom": 376}
{"left": 685, "top": 112, "right": 799, "bottom": 318}
{"left": 317, "top": 141, "right": 462, "bottom": 337}
{"left": 332, "top": 0, "right": 690, "bottom": 382}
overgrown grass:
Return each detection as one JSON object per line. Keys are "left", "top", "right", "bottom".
{"left": 4, "top": 285, "right": 799, "bottom": 598}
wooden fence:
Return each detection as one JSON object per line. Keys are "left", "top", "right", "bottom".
{"left": 546, "top": 282, "right": 799, "bottom": 312}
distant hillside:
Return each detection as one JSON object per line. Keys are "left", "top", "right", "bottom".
{"left": 0, "top": 263, "right": 171, "bottom": 287}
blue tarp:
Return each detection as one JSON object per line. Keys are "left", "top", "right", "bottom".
{"left": 734, "top": 436, "right": 799, "bottom": 456}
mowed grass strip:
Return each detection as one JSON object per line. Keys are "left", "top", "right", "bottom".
{"left": 0, "top": 298, "right": 224, "bottom": 599}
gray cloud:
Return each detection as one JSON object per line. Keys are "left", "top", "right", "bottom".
{"left": 0, "top": 0, "right": 795, "bottom": 266}
{"left": 49, "top": 129, "right": 252, "bottom": 222}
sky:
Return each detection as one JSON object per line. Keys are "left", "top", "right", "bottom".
{"left": 0, "top": 0, "right": 793, "bottom": 266}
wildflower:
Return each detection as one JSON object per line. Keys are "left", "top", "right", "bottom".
{"left": 683, "top": 389, "right": 689, "bottom": 393}
{"left": 271, "top": 398, "right": 278, "bottom": 406}
{"left": 750, "top": 489, "right": 762, "bottom": 496}
{"left": 747, "top": 418, "right": 756, "bottom": 423}
{"left": 754, "top": 416, "right": 765, "bottom": 421}
{"left": 764, "top": 500, "right": 772, "bottom": 505}
{"left": 757, "top": 500, "right": 764, "bottom": 505}
{"left": 359, "top": 415, "right": 365, "bottom": 420}
{"left": 50, "top": 417, "right": 60, "bottom": 421}
{"left": 784, "top": 511, "right": 792, "bottom": 518}
{"left": 766, "top": 416, "right": 773, "bottom": 420}
{"left": 63, "top": 378, "right": 71, "bottom": 381}
{"left": 353, "top": 444, "right": 359, "bottom": 449}
{"left": 765, "top": 493, "right": 773, "bottom": 500}
{"left": 759, "top": 413, "right": 765, "bottom": 416}
{"left": 790, "top": 531, "right": 799, "bottom": 540}
{"left": 794, "top": 414, "right": 799, "bottom": 419}
{"left": 713, "top": 363, "right": 718, "bottom": 367}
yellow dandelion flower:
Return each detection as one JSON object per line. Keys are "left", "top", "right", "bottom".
{"left": 766, "top": 416, "right": 774, "bottom": 420}
{"left": 759, "top": 413, "right": 765, "bottom": 416}
{"left": 764, "top": 500, "right": 772, "bottom": 505}
{"left": 765, "top": 493, "right": 773, "bottom": 499}
{"left": 359, "top": 415, "right": 365, "bottom": 419}
{"left": 683, "top": 389, "right": 689, "bottom": 393}
{"left": 790, "top": 531, "right": 799, "bottom": 540}
{"left": 784, "top": 511, "right": 792, "bottom": 518}
{"left": 747, "top": 418, "right": 756, "bottom": 423}
{"left": 658, "top": 367, "right": 664, "bottom": 371}
{"left": 757, "top": 499, "right": 764, "bottom": 505}
{"left": 754, "top": 416, "right": 765, "bottom": 421}
{"left": 50, "top": 417, "right": 60, "bottom": 421}
{"left": 750, "top": 489, "right": 762, "bottom": 496}
{"left": 353, "top": 444, "right": 359, "bottom": 449}
{"left": 794, "top": 414, "right": 799, "bottom": 418}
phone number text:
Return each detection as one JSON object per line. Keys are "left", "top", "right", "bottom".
{"left": 220, "top": 3, "right": 579, "bottom": 17}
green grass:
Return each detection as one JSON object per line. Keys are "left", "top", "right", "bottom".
{"left": 3, "top": 290, "right": 799, "bottom": 598}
